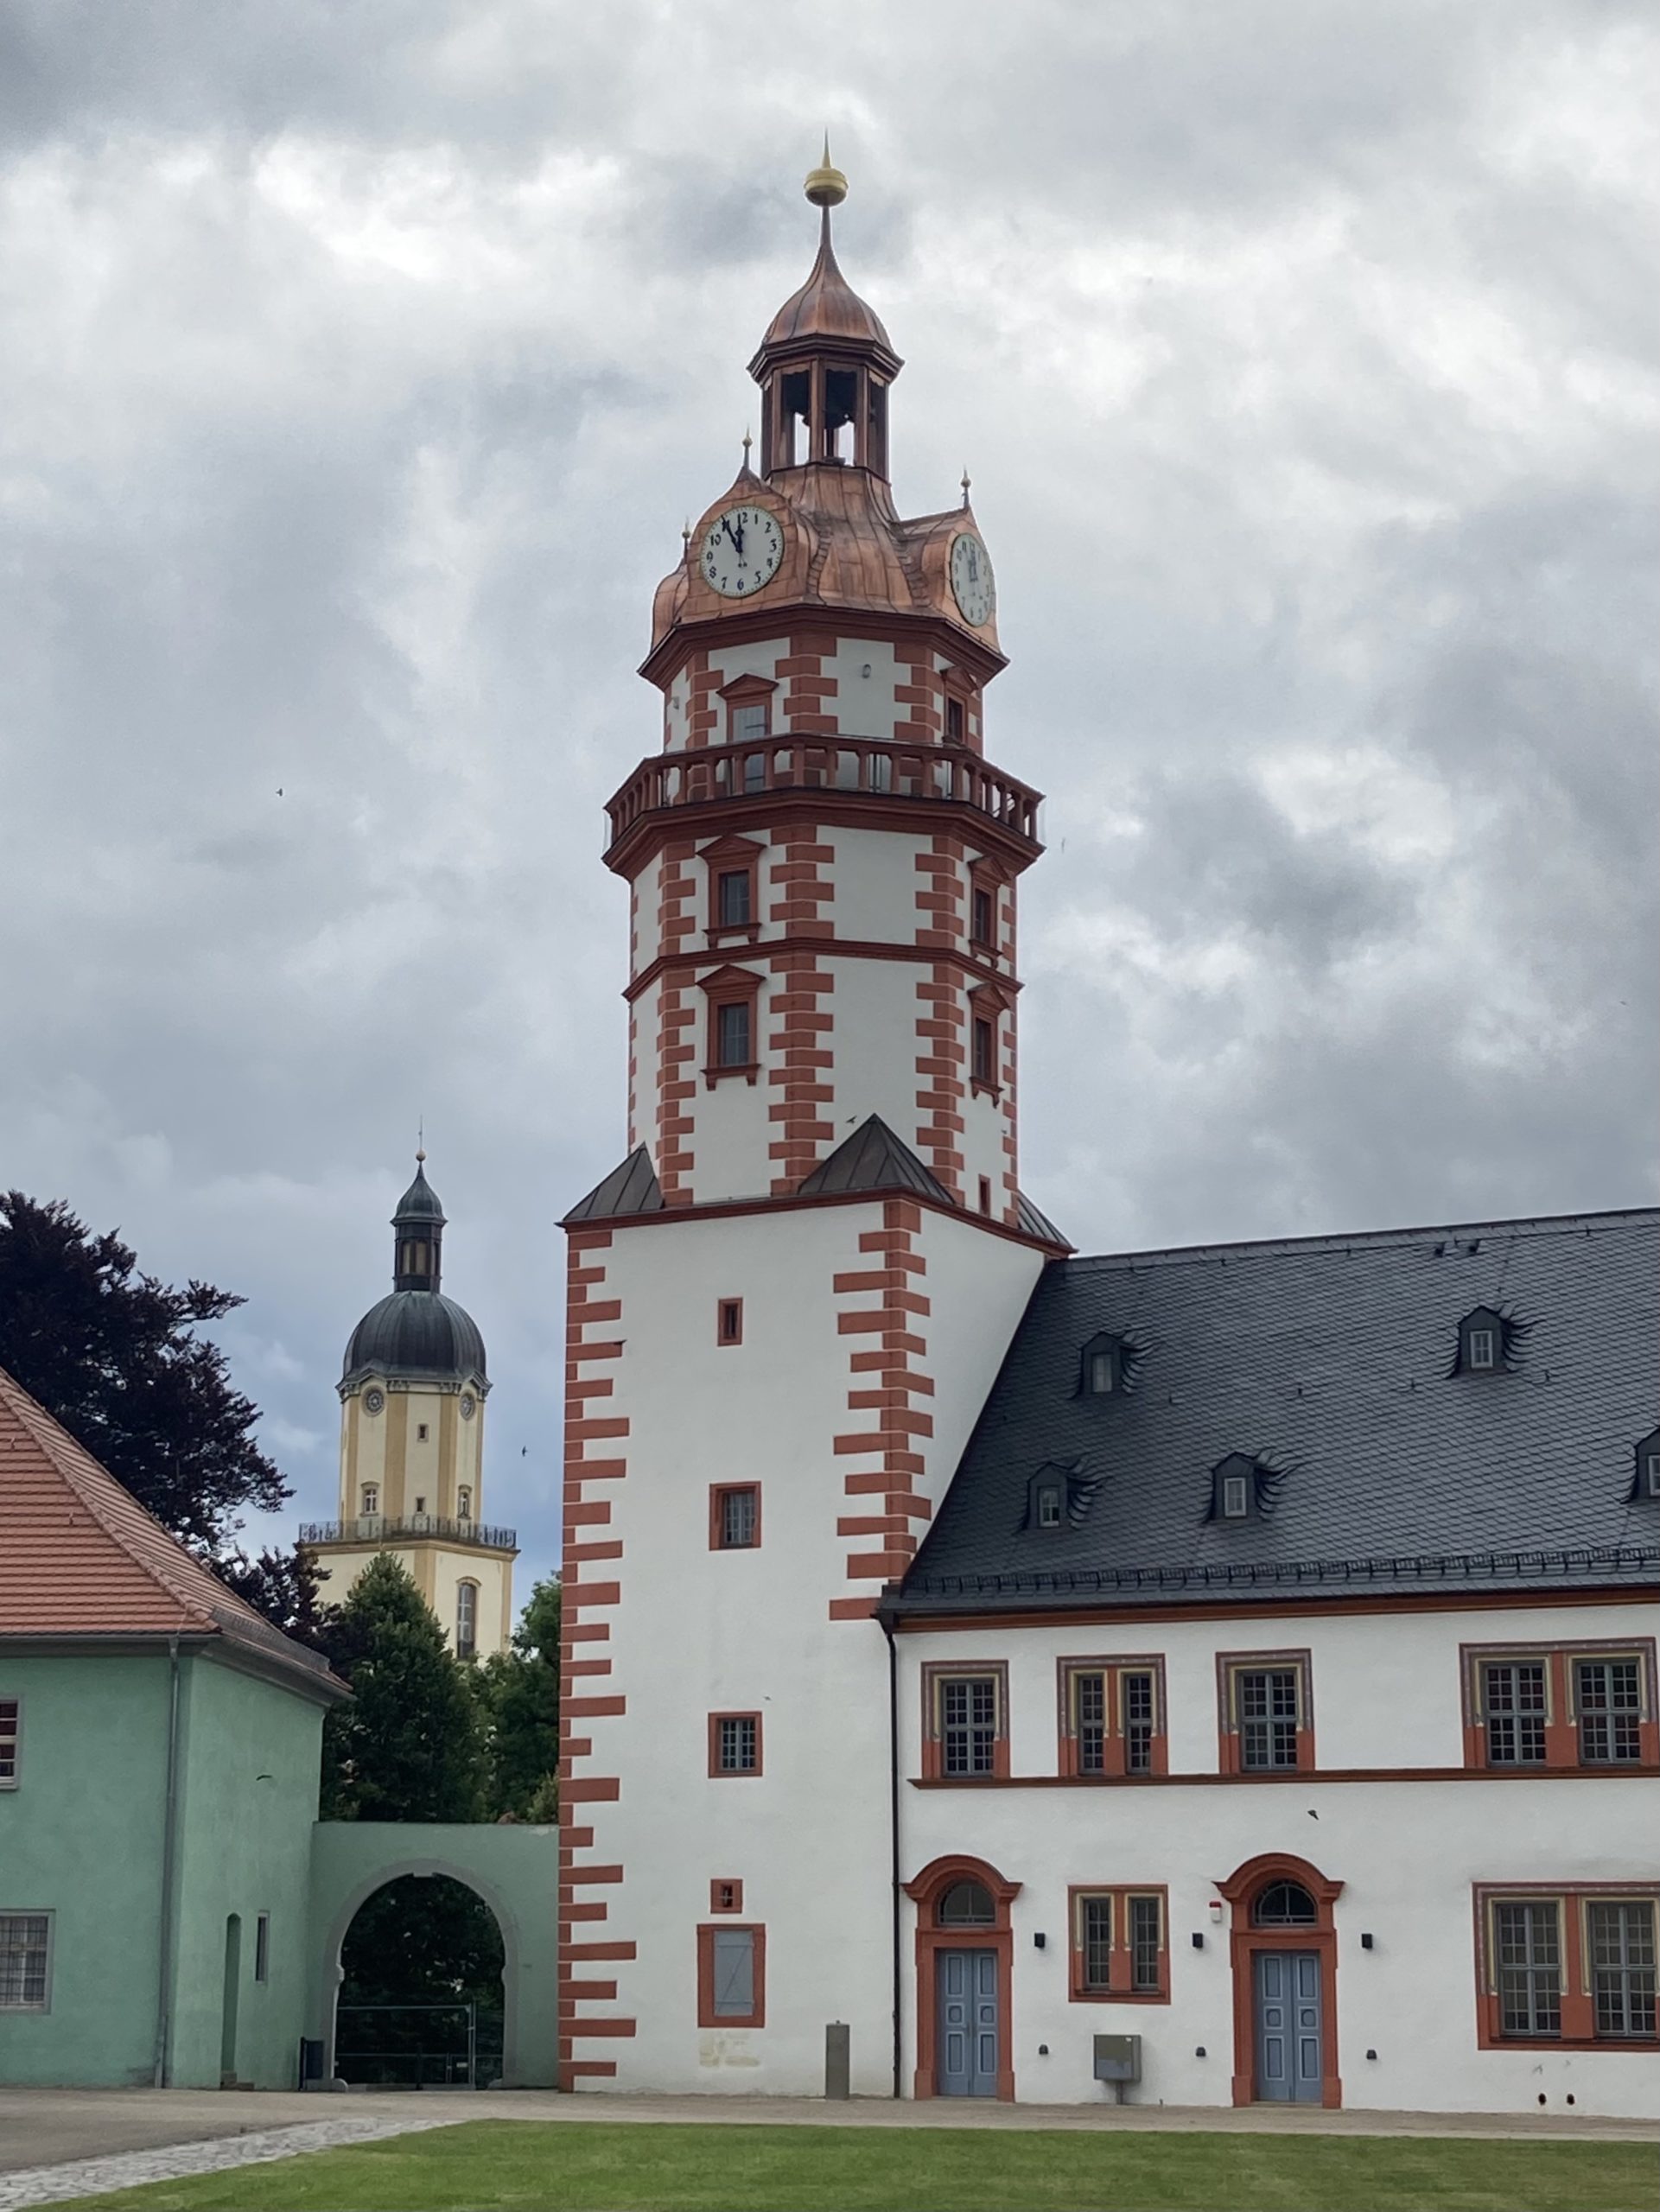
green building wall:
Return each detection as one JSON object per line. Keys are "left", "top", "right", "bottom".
{"left": 0, "top": 1651, "right": 172, "bottom": 2087}
{"left": 0, "top": 1645, "right": 328, "bottom": 2090}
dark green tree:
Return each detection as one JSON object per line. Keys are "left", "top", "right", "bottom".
{"left": 477, "top": 1575, "right": 561, "bottom": 1820}
{"left": 0, "top": 1192, "right": 288, "bottom": 1551}
{"left": 321, "top": 1554, "right": 487, "bottom": 1822}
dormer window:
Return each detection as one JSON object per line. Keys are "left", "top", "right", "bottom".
{"left": 1078, "top": 1332, "right": 1128, "bottom": 1396}
{"left": 1456, "top": 1306, "right": 1507, "bottom": 1376}
{"left": 1222, "top": 1472, "right": 1250, "bottom": 1520}
{"left": 1211, "top": 1452, "right": 1260, "bottom": 1523}
{"left": 1035, "top": 1483, "right": 1063, "bottom": 1529}
{"left": 1635, "top": 1429, "right": 1660, "bottom": 1502}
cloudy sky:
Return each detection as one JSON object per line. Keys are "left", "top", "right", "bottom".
{"left": 3, "top": 0, "right": 1655, "bottom": 1601}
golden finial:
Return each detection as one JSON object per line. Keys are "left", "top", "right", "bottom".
{"left": 805, "top": 133, "right": 848, "bottom": 210}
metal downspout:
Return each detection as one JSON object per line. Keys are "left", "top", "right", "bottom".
{"left": 152, "top": 1634, "right": 183, "bottom": 2088}
{"left": 882, "top": 1608, "right": 902, "bottom": 2100}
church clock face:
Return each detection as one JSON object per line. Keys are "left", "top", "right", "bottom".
{"left": 950, "top": 531, "right": 995, "bottom": 626}
{"left": 700, "top": 505, "right": 784, "bottom": 598}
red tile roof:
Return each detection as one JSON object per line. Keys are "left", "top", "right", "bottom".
{"left": 0, "top": 1364, "right": 341, "bottom": 1695}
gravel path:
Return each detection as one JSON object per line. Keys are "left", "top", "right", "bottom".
{"left": 0, "top": 2113, "right": 460, "bottom": 2210}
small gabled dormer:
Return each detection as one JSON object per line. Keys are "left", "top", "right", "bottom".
{"left": 1023, "top": 1460, "right": 1103, "bottom": 1533}
{"left": 1451, "top": 1304, "right": 1530, "bottom": 1378}
{"left": 1631, "top": 1427, "right": 1660, "bottom": 1503}
{"left": 1205, "top": 1452, "right": 1290, "bottom": 1525}
{"left": 1077, "top": 1332, "right": 1134, "bottom": 1398}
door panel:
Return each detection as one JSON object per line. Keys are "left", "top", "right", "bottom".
{"left": 1254, "top": 1950, "right": 1322, "bottom": 2103}
{"left": 937, "top": 1948, "right": 998, "bottom": 2096}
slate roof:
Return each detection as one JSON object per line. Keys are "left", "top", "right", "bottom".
{"left": 798, "top": 1116, "right": 952, "bottom": 1203}
{"left": 0, "top": 1366, "right": 343, "bottom": 1698}
{"left": 563, "top": 1146, "right": 666, "bottom": 1224}
{"left": 894, "top": 1208, "right": 1660, "bottom": 1615}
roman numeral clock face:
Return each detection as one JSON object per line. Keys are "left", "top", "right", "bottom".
{"left": 700, "top": 505, "right": 784, "bottom": 598}
{"left": 950, "top": 531, "right": 995, "bottom": 626}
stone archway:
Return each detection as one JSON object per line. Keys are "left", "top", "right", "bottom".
{"left": 307, "top": 1823, "right": 561, "bottom": 2088}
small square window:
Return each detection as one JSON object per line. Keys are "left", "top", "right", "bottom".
{"left": 732, "top": 702, "right": 768, "bottom": 744}
{"left": 710, "top": 1712, "right": 761, "bottom": 1775}
{"left": 714, "top": 1485, "right": 760, "bottom": 1551}
{"left": 414, "top": 1496, "right": 427, "bottom": 1515}
{"left": 710, "top": 1879, "right": 744, "bottom": 1914}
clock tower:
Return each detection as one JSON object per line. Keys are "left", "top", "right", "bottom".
{"left": 557, "top": 157, "right": 1064, "bottom": 2093}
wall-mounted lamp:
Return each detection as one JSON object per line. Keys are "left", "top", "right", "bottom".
{"left": 1033, "top": 1932, "right": 1046, "bottom": 1949}
{"left": 1194, "top": 2046, "right": 1207, "bottom": 2058}
{"left": 1207, "top": 1899, "right": 1224, "bottom": 1923}
{"left": 1191, "top": 1932, "right": 1205, "bottom": 1950}
{"left": 1360, "top": 1932, "right": 1375, "bottom": 1951}
{"left": 1038, "top": 2043, "right": 1050, "bottom": 2056}
{"left": 1365, "top": 2048, "right": 1378, "bottom": 2061}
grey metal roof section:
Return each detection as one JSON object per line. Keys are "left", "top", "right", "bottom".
{"left": 1016, "top": 1190, "right": 1069, "bottom": 1248}
{"left": 896, "top": 1208, "right": 1660, "bottom": 1614}
{"left": 563, "top": 1146, "right": 666, "bottom": 1224}
{"left": 341, "top": 1291, "right": 488, "bottom": 1387}
{"left": 798, "top": 1115, "right": 952, "bottom": 1203}
{"left": 392, "top": 1160, "right": 446, "bottom": 1224}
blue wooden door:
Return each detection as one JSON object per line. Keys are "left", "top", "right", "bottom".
{"left": 937, "top": 1948, "right": 998, "bottom": 2096}
{"left": 1254, "top": 1951, "right": 1322, "bottom": 2102}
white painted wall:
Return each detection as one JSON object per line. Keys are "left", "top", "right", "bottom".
{"left": 826, "top": 637, "right": 902, "bottom": 741}
{"left": 825, "top": 825, "right": 932, "bottom": 947}
{"left": 895, "top": 1602, "right": 1660, "bottom": 2116}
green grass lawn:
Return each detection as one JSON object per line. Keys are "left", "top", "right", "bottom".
{"left": 52, "top": 2118, "right": 1659, "bottom": 2212}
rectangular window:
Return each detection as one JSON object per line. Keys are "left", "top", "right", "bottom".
{"left": 977, "top": 1174, "right": 992, "bottom": 1217}
{"left": 716, "top": 869, "right": 752, "bottom": 927}
{"left": 710, "top": 1879, "right": 743, "bottom": 1914}
{"left": 1495, "top": 1900, "right": 1561, "bottom": 2036}
{"left": 1218, "top": 1652, "right": 1312, "bottom": 1774}
{"left": 921, "top": 1661, "right": 1009, "bottom": 1781}
{"left": 1463, "top": 1642, "right": 1656, "bottom": 1772}
{"left": 1483, "top": 1661, "right": 1548, "bottom": 1765}
{"left": 712, "top": 1484, "right": 760, "bottom": 1551}
{"left": 1080, "top": 1895, "right": 1112, "bottom": 1993}
{"left": 1467, "top": 1328, "right": 1498, "bottom": 1370}
{"left": 709, "top": 1712, "right": 761, "bottom": 1776}
{"left": 1575, "top": 1659, "right": 1643, "bottom": 1764}
{"left": 716, "top": 1298, "right": 744, "bottom": 1346}
{"left": 1645, "top": 1451, "right": 1660, "bottom": 1499}
{"left": 1060, "top": 1658, "right": 1167, "bottom": 1779}
{"left": 0, "top": 1914, "right": 51, "bottom": 2010}
{"left": 1588, "top": 1901, "right": 1657, "bottom": 2038}
{"left": 254, "top": 1913, "right": 270, "bottom": 1985}
{"left": 1068, "top": 1886, "right": 1169, "bottom": 2002}
{"left": 1221, "top": 1473, "right": 1250, "bottom": 1520}
{"left": 716, "top": 1001, "right": 752, "bottom": 1068}
{"left": 697, "top": 1923, "right": 765, "bottom": 2027}
{"left": 971, "top": 1017, "right": 994, "bottom": 1084}
{"left": 455, "top": 1581, "right": 477, "bottom": 1659}
{"left": 0, "top": 1700, "right": 17, "bottom": 1786}
{"left": 971, "top": 886, "right": 994, "bottom": 946}
{"left": 946, "top": 696, "right": 965, "bottom": 744}
{"left": 731, "top": 702, "right": 769, "bottom": 745}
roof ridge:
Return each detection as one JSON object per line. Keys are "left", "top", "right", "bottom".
{"left": 1065, "top": 1205, "right": 1660, "bottom": 1274}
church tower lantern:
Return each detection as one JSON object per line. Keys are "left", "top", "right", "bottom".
{"left": 303, "top": 1154, "right": 517, "bottom": 1659}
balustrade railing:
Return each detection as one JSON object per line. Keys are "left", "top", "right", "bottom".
{"left": 300, "top": 1516, "right": 518, "bottom": 1551}
{"left": 607, "top": 733, "right": 1040, "bottom": 847}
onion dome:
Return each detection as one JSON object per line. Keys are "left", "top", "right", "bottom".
{"left": 340, "top": 1154, "right": 488, "bottom": 1390}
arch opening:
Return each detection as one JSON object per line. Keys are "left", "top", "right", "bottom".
{"left": 334, "top": 1872, "right": 507, "bottom": 2088}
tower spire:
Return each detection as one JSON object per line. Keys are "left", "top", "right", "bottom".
{"left": 391, "top": 1152, "right": 446, "bottom": 1293}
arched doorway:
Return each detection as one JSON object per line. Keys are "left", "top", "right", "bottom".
{"left": 1216, "top": 1853, "right": 1344, "bottom": 2108}
{"left": 321, "top": 1862, "right": 519, "bottom": 2088}
{"left": 903, "top": 1854, "right": 1021, "bottom": 2101}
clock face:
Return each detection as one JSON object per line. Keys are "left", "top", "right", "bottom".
{"left": 459, "top": 1393, "right": 476, "bottom": 1421}
{"left": 700, "top": 505, "right": 784, "bottom": 598}
{"left": 950, "top": 531, "right": 995, "bottom": 626}
{"left": 363, "top": 1388, "right": 385, "bottom": 1415}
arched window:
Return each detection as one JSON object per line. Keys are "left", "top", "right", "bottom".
{"left": 1252, "top": 1880, "right": 1318, "bottom": 1926}
{"left": 457, "top": 1486, "right": 473, "bottom": 1522}
{"left": 360, "top": 1483, "right": 378, "bottom": 1517}
{"left": 455, "top": 1580, "right": 478, "bottom": 1660}
{"left": 936, "top": 1879, "right": 995, "bottom": 1927}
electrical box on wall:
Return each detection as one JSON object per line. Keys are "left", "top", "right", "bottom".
{"left": 1093, "top": 2033, "right": 1142, "bottom": 2083}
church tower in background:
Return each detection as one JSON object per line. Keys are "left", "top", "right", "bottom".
{"left": 557, "top": 155, "right": 1065, "bottom": 2093}
{"left": 305, "top": 1156, "right": 517, "bottom": 1659}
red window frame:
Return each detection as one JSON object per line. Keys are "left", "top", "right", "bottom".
{"left": 708, "top": 1483, "right": 761, "bottom": 1553}
{"left": 1472, "top": 1883, "right": 1660, "bottom": 2050}
{"left": 699, "top": 964, "right": 762, "bottom": 1086}
{"left": 709, "top": 1878, "right": 744, "bottom": 1914}
{"left": 1216, "top": 1650, "right": 1315, "bottom": 1775}
{"left": 701, "top": 836, "right": 764, "bottom": 946}
{"left": 716, "top": 1297, "right": 744, "bottom": 1345}
{"left": 696, "top": 1922, "right": 766, "bottom": 2028}
{"left": 1460, "top": 1641, "right": 1658, "bottom": 1773}
{"left": 1057, "top": 1656, "right": 1169, "bottom": 1778}
{"left": 919, "top": 1661, "right": 1010, "bottom": 1781}
{"left": 967, "top": 980, "right": 1011, "bottom": 1100}
{"left": 1067, "top": 1885, "right": 1172, "bottom": 2003}
{"left": 968, "top": 857, "right": 1007, "bottom": 953}
{"left": 708, "top": 1710, "right": 763, "bottom": 1777}
{"left": 719, "top": 671, "right": 777, "bottom": 747}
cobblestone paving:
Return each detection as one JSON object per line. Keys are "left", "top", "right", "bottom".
{"left": 0, "top": 2113, "right": 461, "bottom": 2210}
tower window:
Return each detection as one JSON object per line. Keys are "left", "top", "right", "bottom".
{"left": 780, "top": 369, "right": 810, "bottom": 465}
{"left": 971, "top": 1017, "right": 995, "bottom": 1085}
{"left": 716, "top": 1001, "right": 752, "bottom": 1068}
{"left": 716, "top": 1299, "right": 744, "bottom": 1345}
{"left": 946, "top": 696, "right": 964, "bottom": 744}
{"left": 361, "top": 1484, "right": 379, "bottom": 1517}
{"left": 716, "top": 871, "right": 752, "bottom": 927}
{"left": 824, "top": 367, "right": 857, "bottom": 462}
{"left": 417, "top": 1423, "right": 429, "bottom": 1442}
{"left": 971, "top": 887, "right": 995, "bottom": 946}
{"left": 977, "top": 1175, "right": 992, "bottom": 1217}
{"left": 455, "top": 1580, "right": 478, "bottom": 1659}
{"left": 730, "top": 702, "right": 768, "bottom": 745}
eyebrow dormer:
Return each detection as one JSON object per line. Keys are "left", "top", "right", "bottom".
{"left": 1078, "top": 1332, "right": 1129, "bottom": 1397}
{"left": 1205, "top": 1452, "right": 1291, "bottom": 1525}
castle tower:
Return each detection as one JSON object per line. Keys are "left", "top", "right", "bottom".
{"left": 306, "top": 1155, "right": 516, "bottom": 1658}
{"left": 557, "top": 159, "right": 1066, "bottom": 2094}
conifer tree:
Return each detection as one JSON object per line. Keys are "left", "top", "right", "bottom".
{"left": 321, "top": 1555, "right": 487, "bottom": 1822}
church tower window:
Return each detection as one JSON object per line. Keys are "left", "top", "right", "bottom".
{"left": 455, "top": 1580, "right": 478, "bottom": 1660}
{"left": 360, "top": 1483, "right": 378, "bottom": 1517}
